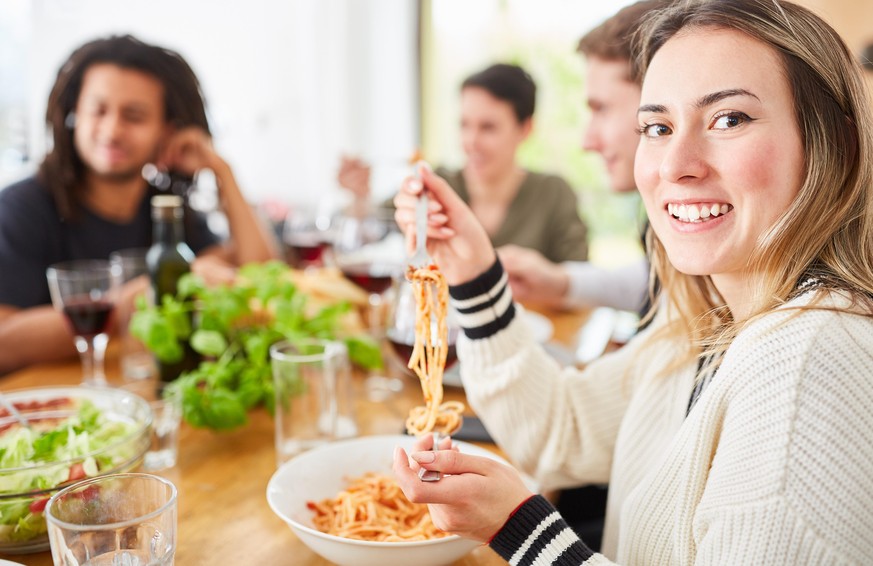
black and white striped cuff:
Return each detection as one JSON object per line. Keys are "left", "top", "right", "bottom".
{"left": 449, "top": 258, "right": 515, "bottom": 340}
{"left": 491, "top": 495, "right": 595, "bottom": 566}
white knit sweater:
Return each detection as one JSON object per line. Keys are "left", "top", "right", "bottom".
{"left": 451, "top": 262, "right": 873, "bottom": 565}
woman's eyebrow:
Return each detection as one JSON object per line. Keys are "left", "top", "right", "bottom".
{"left": 638, "top": 88, "right": 760, "bottom": 115}
{"left": 695, "top": 88, "right": 760, "bottom": 108}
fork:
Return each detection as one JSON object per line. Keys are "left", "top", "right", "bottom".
{"left": 409, "top": 171, "right": 430, "bottom": 268}
{"left": 418, "top": 431, "right": 444, "bottom": 482}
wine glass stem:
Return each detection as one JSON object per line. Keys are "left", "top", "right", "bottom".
{"left": 74, "top": 334, "right": 109, "bottom": 386}
{"left": 367, "top": 293, "right": 383, "bottom": 331}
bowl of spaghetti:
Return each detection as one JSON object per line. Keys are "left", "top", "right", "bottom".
{"left": 266, "top": 434, "right": 509, "bottom": 566}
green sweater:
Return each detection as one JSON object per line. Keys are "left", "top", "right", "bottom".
{"left": 436, "top": 167, "right": 588, "bottom": 263}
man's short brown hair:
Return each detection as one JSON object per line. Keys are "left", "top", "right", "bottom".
{"left": 577, "top": 0, "right": 669, "bottom": 63}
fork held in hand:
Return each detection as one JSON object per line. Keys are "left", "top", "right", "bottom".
{"left": 410, "top": 189, "right": 430, "bottom": 268}
{"left": 418, "top": 431, "right": 443, "bottom": 482}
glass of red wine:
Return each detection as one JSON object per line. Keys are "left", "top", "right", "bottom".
{"left": 283, "top": 204, "right": 333, "bottom": 269}
{"left": 46, "top": 260, "right": 120, "bottom": 386}
{"left": 332, "top": 208, "right": 406, "bottom": 399}
{"left": 386, "top": 277, "right": 460, "bottom": 377}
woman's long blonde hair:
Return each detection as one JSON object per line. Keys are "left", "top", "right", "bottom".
{"left": 634, "top": 0, "right": 873, "bottom": 367}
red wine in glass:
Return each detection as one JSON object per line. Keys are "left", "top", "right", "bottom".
{"left": 62, "top": 298, "right": 114, "bottom": 339}
{"left": 292, "top": 243, "right": 324, "bottom": 264}
{"left": 387, "top": 328, "right": 459, "bottom": 369}
{"left": 47, "top": 259, "right": 117, "bottom": 387}
{"left": 285, "top": 233, "right": 326, "bottom": 268}
{"left": 341, "top": 263, "right": 395, "bottom": 295}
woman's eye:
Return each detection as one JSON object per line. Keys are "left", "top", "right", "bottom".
{"left": 639, "top": 123, "right": 672, "bottom": 138}
{"left": 712, "top": 112, "right": 751, "bottom": 130}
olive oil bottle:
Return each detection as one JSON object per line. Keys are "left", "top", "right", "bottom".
{"left": 146, "top": 195, "right": 199, "bottom": 383}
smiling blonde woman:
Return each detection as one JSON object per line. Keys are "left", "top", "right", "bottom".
{"left": 389, "top": 1, "right": 873, "bottom": 564}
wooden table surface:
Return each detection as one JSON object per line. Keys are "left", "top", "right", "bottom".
{"left": 0, "top": 305, "right": 590, "bottom": 565}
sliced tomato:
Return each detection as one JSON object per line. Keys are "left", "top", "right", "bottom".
{"left": 68, "top": 462, "right": 86, "bottom": 482}
{"left": 29, "top": 497, "right": 50, "bottom": 513}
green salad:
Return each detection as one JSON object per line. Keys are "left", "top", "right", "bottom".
{"left": 0, "top": 400, "right": 138, "bottom": 544}
{"left": 132, "top": 261, "right": 383, "bottom": 431}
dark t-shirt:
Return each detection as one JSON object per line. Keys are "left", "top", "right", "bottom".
{"left": 0, "top": 176, "right": 220, "bottom": 308}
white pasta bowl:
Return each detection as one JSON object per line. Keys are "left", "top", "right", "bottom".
{"left": 267, "top": 434, "right": 512, "bottom": 566}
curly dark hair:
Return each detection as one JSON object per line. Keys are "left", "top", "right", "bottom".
{"left": 38, "top": 34, "right": 210, "bottom": 220}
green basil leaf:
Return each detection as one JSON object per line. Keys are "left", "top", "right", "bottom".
{"left": 190, "top": 329, "right": 228, "bottom": 357}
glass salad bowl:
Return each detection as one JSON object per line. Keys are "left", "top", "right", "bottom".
{"left": 0, "top": 386, "right": 152, "bottom": 554}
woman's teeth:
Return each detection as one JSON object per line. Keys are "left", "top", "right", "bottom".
{"left": 667, "top": 203, "right": 731, "bottom": 223}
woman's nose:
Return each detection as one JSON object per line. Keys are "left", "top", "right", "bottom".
{"left": 658, "top": 131, "right": 708, "bottom": 183}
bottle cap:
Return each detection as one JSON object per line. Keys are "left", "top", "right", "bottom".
{"left": 151, "top": 195, "right": 184, "bottom": 220}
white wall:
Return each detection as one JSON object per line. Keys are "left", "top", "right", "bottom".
{"left": 21, "top": 0, "right": 417, "bottom": 207}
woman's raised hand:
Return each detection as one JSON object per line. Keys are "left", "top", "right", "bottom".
{"left": 393, "top": 436, "right": 533, "bottom": 542}
{"left": 394, "top": 165, "right": 496, "bottom": 286}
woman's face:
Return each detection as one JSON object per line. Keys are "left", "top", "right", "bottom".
{"left": 634, "top": 27, "right": 804, "bottom": 298}
{"left": 459, "top": 86, "right": 530, "bottom": 181}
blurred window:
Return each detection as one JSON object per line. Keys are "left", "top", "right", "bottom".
{"left": 0, "top": 0, "right": 33, "bottom": 189}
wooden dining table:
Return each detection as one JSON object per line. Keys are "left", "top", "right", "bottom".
{"left": 0, "top": 305, "right": 591, "bottom": 566}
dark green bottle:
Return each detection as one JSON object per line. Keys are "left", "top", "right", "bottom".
{"left": 146, "top": 195, "right": 199, "bottom": 383}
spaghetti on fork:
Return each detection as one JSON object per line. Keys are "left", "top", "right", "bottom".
{"left": 404, "top": 264, "right": 464, "bottom": 438}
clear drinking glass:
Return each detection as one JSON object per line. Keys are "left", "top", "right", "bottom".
{"left": 45, "top": 473, "right": 177, "bottom": 566}
{"left": 47, "top": 260, "right": 119, "bottom": 386}
{"left": 143, "top": 388, "right": 182, "bottom": 472}
{"left": 120, "top": 378, "right": 183, "bottom": 472}
{"left": 332, "top": 208, "right": 406, "bottom": 399}
{"left": 270, "top": 339, "right": 356, "bottom": 466}
{"left": 109, "top": 248, "right": 156, "bottom": 381}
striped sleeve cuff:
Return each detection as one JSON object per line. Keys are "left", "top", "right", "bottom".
{"left": 449, "top": 258, "right": 515, "bottom": 340}
{"left": 491, "top": 495, "right": 596, "bottom": 566}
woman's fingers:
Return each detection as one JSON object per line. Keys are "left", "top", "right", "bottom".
{"left": 395, "top": 206, "right": 453, "bottom": 240}
{"left": 419, "top": 165, "right": 462, "bottom": 207}
{"left": 412, "top": 435, "right": 433, "bottom": 451}
{"left": 410, "top": 449, "right": 495, "bottom": 477}
{"left": 393, "top": 446, "right": 460, "bottom": 502}
{"left": 438, "top": 435, "right": 455, "bottom": 451}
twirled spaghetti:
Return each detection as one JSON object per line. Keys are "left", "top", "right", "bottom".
{"left": 307, "top": 472, "right": 450, "bottom": 541}
{"left": 404, "top": 264, "right": 464, "bottom": 437}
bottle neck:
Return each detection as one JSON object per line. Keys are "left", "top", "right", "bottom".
{"left": 153, "top": 216, "right": 185, "bottom": 246}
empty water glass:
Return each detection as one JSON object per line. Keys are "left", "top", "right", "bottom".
{"left": 270, "top": 339, "right": 356, "bottom": 466}
{"left": 109, "top": 248, "right": 156, "bottom": 381}
{"left": 144, "top": 390, "right": 182, "bottom": 472}
{"left": 46, "top": 473, "right": 177, "bottom": 566}
{"left": 119, "top": 379, "right": 182, "bottom": 471}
